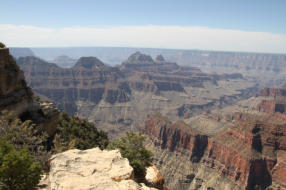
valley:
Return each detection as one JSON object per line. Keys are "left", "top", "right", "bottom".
{"left": 17, "top": 51, "right": 257, "bottom": 139}
{"left": 8, "top": 47, "right": 286, "bottom": 190}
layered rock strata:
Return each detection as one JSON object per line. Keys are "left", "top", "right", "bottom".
{"left": 17, "top": 52, "right": 257, "bottom": 138}
{"left": 141, "top": 94, "right": 286, "bottom": 189}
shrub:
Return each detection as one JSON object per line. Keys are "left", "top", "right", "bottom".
{"left": 0, "top": 139, "right": 42, "bottom": 190}
{"left": 108, "top": 132, "right": 153, "bottom": 179}
{"left": 0, "top": 112, "right": 50, "bottom": 172}
{"left": 53, "top": 113, "right": 109, "bottom": 152}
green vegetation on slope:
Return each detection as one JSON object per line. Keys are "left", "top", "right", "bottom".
{"left": 0, "top": 139, "right": 42, "bottom": 190}
{"left": 53, "top": 112, "right": 109, "bottom": 152}
{"left": 108, "top": 131, "right": 153, "bottom": 179}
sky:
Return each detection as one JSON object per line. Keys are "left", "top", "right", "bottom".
{"left": 1, "top": 0, "right": 286, "bottom": 53}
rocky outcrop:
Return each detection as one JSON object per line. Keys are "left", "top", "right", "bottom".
{"left": 124, "top": 51, "right": 154, "bottom": 64}
{"left": 39, "top": 148, "right": 159, "bottom": 190}
{"left": 121, "top": 52, "right": 180, "bottom": 73}
{"left": 0, "top": 47, "right": 33, "bottom": 115}
{"left": 271, "top": 151, "right": 286, "bottom": 188}
{"left": 258, "top": 86, "right": 286, "bottom": 114}
{"left": 0, "top": 45, "right": 60, "bottom": 140}
{"left": 145, "top": 166, "right": 165, "bottom": 189}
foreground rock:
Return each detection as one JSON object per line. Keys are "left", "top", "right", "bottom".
{"left": 39, "top": 148, "right": 159, "bottom": 190}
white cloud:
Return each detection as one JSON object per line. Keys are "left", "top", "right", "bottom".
{"left": 1, "top": 24, "right": 286, "bottom": 53}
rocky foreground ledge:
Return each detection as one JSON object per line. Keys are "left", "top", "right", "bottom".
{"left": 38, "top": 148, "right": 164, "bottom": 190}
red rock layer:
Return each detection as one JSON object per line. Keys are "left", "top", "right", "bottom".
{"left": 142, "top": 111, "right": 286, "bottom": 189}
{"left": 260, "top": 87, "right": 286, "bottom": 98}
{"left": 271, "top": 151, "right": 286, "bottom": 188}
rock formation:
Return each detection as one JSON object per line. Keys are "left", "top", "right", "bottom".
{"left": 141, "top": 85, "right": 286, "bottom": 190}
{"left": 52, "top": 55, "right": 77, "bottom": 68}
{"left": 38, "top": 148, "right": 161, "bottom": 190}
{"left": 0, "top": 46, "right": 33, "bottom": 115}
{"left": 0, "top": 45, "right": 60, "bottom": 137}
{"left": 17, "top": 52, "right": 257, "bottom": 138}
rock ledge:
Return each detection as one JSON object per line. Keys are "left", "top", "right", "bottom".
{"left": 39, "top": 148, "right": 158, "bottom": 190}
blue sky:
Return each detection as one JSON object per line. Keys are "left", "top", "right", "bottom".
{"left": 1, "top": 0, "right": 286, "bottom": 53}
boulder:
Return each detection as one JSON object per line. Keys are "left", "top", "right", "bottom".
{"left": 39, "top": 148, "right": 158, "bottom": 190}
{"left": 145, "top": 166, "right": 164, "bottom": 188}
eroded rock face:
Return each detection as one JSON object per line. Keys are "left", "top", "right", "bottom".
{"left": 17, "top": 53, "right": 257, "bottom": 139}
{"left": 0, "top": 47, "right": 33, "bottom": 115}
{"left": 258, "top": 86, "right": 286, "bottom": 114}
{"left": 41, "top": 148, "right": 158, "bottom": 190}
{"left": 142, "top": 99, "right": 286, "bottom": 190}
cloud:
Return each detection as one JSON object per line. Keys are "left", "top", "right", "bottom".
{"left": 1, "top": 24, "right": 286, "bottom": 53}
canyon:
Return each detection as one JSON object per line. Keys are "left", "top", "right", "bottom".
{"left": 7, "top": 46, "right": 286, "bottom": 190}
{"left": 141, "top": 85, "right": 286, "bottom": 189}
{"left": 0, "top": 46, "right": 166, "bottom": 190}
{"left": 17, "top": 52, "right": 257, "bottom": 139}
{"left": 17, "top": 47, "right": 286, "bottom": 87}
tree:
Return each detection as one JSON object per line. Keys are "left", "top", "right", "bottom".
{"left": 108, "top": 132, "right": 153, "bottom": 179}
{"left": 0, "top": 139, "right": 42, "bottom": 190}
{"left": 0, "top": 111, "right": 50, "bottom": 172}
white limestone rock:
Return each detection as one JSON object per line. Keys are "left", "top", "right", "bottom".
{"left": 40, "top": 148, "right": 158, "bottom": 190}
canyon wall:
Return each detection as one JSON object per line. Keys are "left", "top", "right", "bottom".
{"left": 17, "top": 52, "right": 257, "bottom": 138}
{"left": 141, "top": 86, "right": 286, "bottom": 190}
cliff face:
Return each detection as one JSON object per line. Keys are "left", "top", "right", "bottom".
{"left": 258, "top": 86, "right": 286, "bottom": 114}
{"left": 17, "top": 52, "right": 257, "bottom": 138}
{"left": 17, "top": 56, "right": 129, "bottom": 114}
{"left": 0, "top": 46, "right": 60, "bottom": 138}
{"left": 141, "top": 91, "right": 286, "bottom": 190}
{"left": 0, "top": 47, "right": 33, "bottom": 115}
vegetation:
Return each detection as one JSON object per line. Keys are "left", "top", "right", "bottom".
{"left": 53, "top": 112, "right": 109, "bottom": 152}
{"left": 0, "top": 139, "right": 42, "bottom": 190}
{"left": 108, "top": 132, "right": 153, "bottom": 179}
{"left": 0, "top": 110, "right": 109, "bottom": 171}
{"left": 0, "top": 111, "right": 50, "bottom": 171}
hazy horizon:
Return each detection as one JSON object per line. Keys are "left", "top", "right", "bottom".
{"left": 1, "top": 0, "right": 286, "bottom": 53}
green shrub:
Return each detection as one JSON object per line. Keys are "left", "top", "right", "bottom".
{"left": 108, "top": 132, "right": 153, "bottom": 179}
{"left": 0, "top": 139, "right": 42, "bottom": 190}
{"left": 53, "top": 113, "right": 109, "bottom": 152}
{"left": 0, "top": 113, "right": 50, "bottom": 172}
